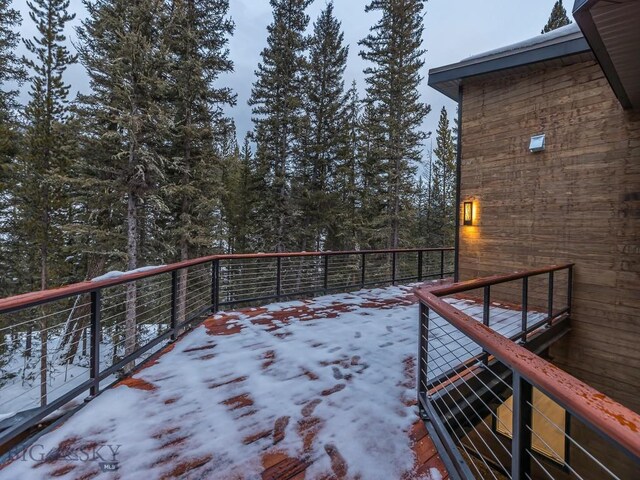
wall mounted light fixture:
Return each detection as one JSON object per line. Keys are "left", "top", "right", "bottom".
{"left": 463, "top": 201, "right": 474, "bottom": 226}
{"left": 529, "top": 134, "right": 545, "bottom": 152}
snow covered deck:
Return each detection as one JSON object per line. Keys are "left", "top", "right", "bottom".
{"left": 1, "top": 285, "right": 451, "bottom": 479}
{"left": 0, "top": 281, "right": 537, "bottom": 480}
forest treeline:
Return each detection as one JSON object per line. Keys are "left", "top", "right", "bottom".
{"left": 0, "top": 0, "right": 457, "bottom": 299}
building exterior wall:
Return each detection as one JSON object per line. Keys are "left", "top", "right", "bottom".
{"left": 458, "top": 58, "right": 640, "bottom": 415}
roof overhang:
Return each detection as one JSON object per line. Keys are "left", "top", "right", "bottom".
{"left": 573, "top": 0, "right": 640, "bottom": 110}
{"left": 428, "top": 26, "right": 590, "bottom": 102}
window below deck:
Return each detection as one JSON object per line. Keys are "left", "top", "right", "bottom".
{"left": 495, "top": 387, "right": 569, "bottom": 465}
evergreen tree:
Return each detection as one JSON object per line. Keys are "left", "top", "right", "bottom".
{"left": 428, "top": 107, "right": 456, "bottom": 246}
{"left": 296, "top": 2, "right": 349, "bottom": 250}
{"left": 359, "top": 0, "right": 430, "bottom": 248}
{"left": 19, "top": 0, "right": 76, "bottom": 291}
{"left": 163, "top": 0, "right": 235, "bottom": 261}
{"left": 0, "top": 0, "right": 26, "bottom": 299}
{"left": 222, "top": 134, "right": 255, "bottom": 253}
{"left": 412, "top": 145, "right": 433, "bottom": 245}
{"left": 0, "top": 0, "right": 26, "bottom": 173}
{"left": 358, "top": 100, "right": 387, "bottom": 248}
{"left": 77, "top": 0, "right": 171, "bottom": 362}
{"left": 16, "top": 0, "right": 76, "bottom": 406}
{"left": 162, "top": 0, "right": 235, "bottom": 322}
{"left": 248, "top": 0, "right": 312, "bottom": 252}
{"left": 327, "top": 81, "right": 361, "bottom": 250}
{"left": 542, "top": 0, "right": 572, "bottom": 34}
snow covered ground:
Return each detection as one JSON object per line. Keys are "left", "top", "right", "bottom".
{"left": 0, "top": 324, "right": 167, "bottom": 420}
{"left": 0, "top": 284, "right": 531, "bottom": 480}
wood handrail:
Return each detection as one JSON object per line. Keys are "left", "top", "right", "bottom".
{"left": 427, "top": 263, "right": 574, "bottom": 296}
{"left": 0, "top": 247, "right": 453, "bottom": 314}
{"left": 415, "top": 267, "right": 640, "bottom": 462}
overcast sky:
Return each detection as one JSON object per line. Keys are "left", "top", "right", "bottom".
{"left": 12, "top": 0, "right": 569, "bottom": 149}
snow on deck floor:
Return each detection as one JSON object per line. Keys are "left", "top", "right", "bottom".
{"left": 0, "top": 284, "right": 526, "bottom": 480}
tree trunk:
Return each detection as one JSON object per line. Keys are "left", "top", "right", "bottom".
{"left": 40, "top": 231, "right": 48, "bottom": 407}
{"left": 124, "top": 189, "right": 138, "bottom": 369}
{"left": 176, "top": 82, "right": 192, "bottom": 327}
{"left": 391, "top": 152, "right": 401, "bottom": 250}
{"left": 177, "top": 238, "right": 188, "bottom": 327}
{"left": 62, "top": 257, "right": 105, "bottom": 364}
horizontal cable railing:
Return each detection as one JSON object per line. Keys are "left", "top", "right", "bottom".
{"left": 0, "top": 247, "right": 453, "bottom": 452}
{"left": 416, "top": 264, "right": 640, "bottom": 480}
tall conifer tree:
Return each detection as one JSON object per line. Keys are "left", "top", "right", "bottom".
{"left": 358, "top": 101, "right": 387, "bottom": 248}
{"left": 249, "top": 0, "right": 312, "bottom": 251}
{"left": 162, "top": 0, "right": 235, "bottom": 321}
{"left": 428, "top": 107, "right": 456, "bottom": 246}
{"left": 327, "top": 81, "right": 362, "bottom": 250}
{"left": 222, "top": 134, "right": 255, "bottom": 253}
{"left": 297, "top": 2, "right": 349, "bottom": 250}
{"left": 77, "top": 0, "right": 170, "bottom": 361}
{"left": 542, "top": 0, "right": 572, "bottom": 34}
{"left": 0, "top": 0, "right": 25, "bottom": 172}
{"left": 0, "top": 0, "right": 26, "bottom": 299}
{"left": 17, "top": 0, "right": 76, "bottom": 405}
{"left": 359, "top": 0, "right": 430, "bottom": 248}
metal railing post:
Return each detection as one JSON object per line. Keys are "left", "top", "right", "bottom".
{"left": 391, "top": 252, "right": 397, "bottom": 285}
{"left": 170, "top": 271, "right": 178, "bottom": 340}
{"left": 511, "top": 373, "right": 533, "bottom": 479}
{"left": 567, "top": 265, "right": 573, "bottom": 315}
{"left": 211, "top": 260, "right": 219, "bottom": 313}
{"left": 482, "top": 285, "right": 491, "bottom": 364}
{"left": 361, "top": 253, "right": 366, "bottom": 287}
{"left": 418, "top": 302, "right": 429, "bottom": 419}
{"left": 548, "top": 270, "right": 554, "bottom": 324}
{"left": 522, "top": 276, "right": 529, "bottom": 342}
{"left": 276, "top": 257, "right": 282, "bottom": 298}
{"left": 440, "top": 249, "right": 445, "bottom": 279}
{"left": 89, "top": 290, "right": 101, "bottom": 398}
{"left": 417, "top": 250, "right": 423, "bottom": 282}
{"left": 323, "top": 254, "right": 329, "bottom": 292}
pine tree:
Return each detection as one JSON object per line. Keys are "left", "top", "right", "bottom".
{"left": 359, "top": 0, "right": 430, "bottom": 248}
{"left": 0, "top": 0, "right": 26, "bottom": 300}
{"left": 358, "top": 100, "right": 387, "bottom": 248}
{"left": 249, "top": 0, "right": 312, "bottom": 252}
{"left": 77, "top": 0, "right": 171, "bottom": 363}
{"left": 16, "top": 0, "right": 76, "bottom": 406}
{"left": 18, "top": 0, "right": 76, "bottom": 291}
{"left": 327, "top": 81, "right": 362, "bottom": 250}
{"left": 162, "top": 0, "right": 235, "bottom": 322}
{"left": 0, "top": 0, "right": 26, "bottom": 173}
{"left": 296, "top": 2, "right": 349, "bottom": 250}
{"left": 428, "top": 107, "right": 456, "bottom": 246}
{"left": 542, "top": 0, "right": 572, "bottom": 34}
{"left": 412, "top": 145, "right": 433, "bottom": 245}
{"left": 222, "top": 134, "right": 255, "bottom": 253}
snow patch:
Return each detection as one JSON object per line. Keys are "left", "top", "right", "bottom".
{"left": 429, "top": 467, "right": 444, "bottom": 480}
{"left": 91, "top": 265, "right": 166, "bottom": 282}
{"left": 465, "top": 23, "right": 581, "bottom": 61}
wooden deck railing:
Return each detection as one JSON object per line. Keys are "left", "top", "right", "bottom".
{"left": 0, "top": 247, "right": 453, "bottom": 452}
{"left": 416, "top": 264, "right": 640, "bottom": 480}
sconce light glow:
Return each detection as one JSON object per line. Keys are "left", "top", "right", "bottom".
{"left": 463, "top": 202, "right": 474, "bottom": 226}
